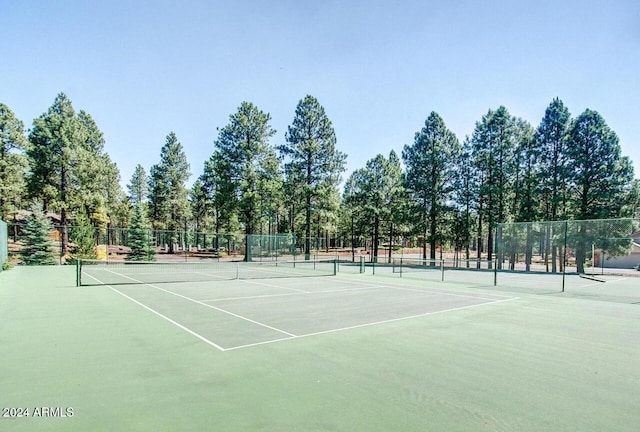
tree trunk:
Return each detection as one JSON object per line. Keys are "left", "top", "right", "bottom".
{"left": 476, "top": 215, "right": 483, "bottom": 269}
{"left": 525, "top": 224, "right": 532, "bottom": 271}
{"left": 373, "top": 216, "right": 379, "bottom": 263}
{"left": 388, "top": 221, "right": 393, "bottom": 264}
{"left": 60, "top": 166, "right": 68, "bottom": 257}
{"left": 429, "top": 207, "right": 437, "bottom": 264}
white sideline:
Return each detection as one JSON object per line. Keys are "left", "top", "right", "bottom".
{"left": 82, "top": 272, "right": 226, "bottom": 351}
{"left": 101, "top": 269, "right": 297, "bottom": 338}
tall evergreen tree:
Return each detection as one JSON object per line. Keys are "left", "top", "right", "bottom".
{"left": 212, "top": 102, "right": 277, "bottom": 241}
{"left": 566, "top": 110, "right": 633, "bottom": 220}
{"left": 190, "top": 178, "right": 212, "bottom": 234}
{"left": 257, "top": 150, "right": 285, "bottom": 235}
{"left": 280, "top": 95, "right": 347, "bottom": 258}
{"left": 403, "top": 112, "right": 460, "bottom": 261}
{"left": 470, "top": 107, "right": 517, "bottom": 266}
{"left": 512, "top": 119, "right": 539, "bottom": 222}
{"left": 74, "top": 112, "right": 122, "bottom": 228}
{"left": 452, "top": 137, "right": 476, "bottom": 264}
{"left": 200, "top": 152, "right": 241, "bottom": 245}
{"left": 0, "top": 103, "right": 29, "bottom": 221}
{"left": 27, "top": 93, "right": 79, "bottom": 255}
{"left": 343, "top": 151, "right": 404, "bottom": 262}
{"left": 341, "top": 174, "right": 368, "bottom": 257}
{"left": 127, "top": 164, "right": 149, "bottom": 204}
{"left": 510, "top": 119, "right": 538, "bottom": 270}
{"left": 566, "top": 109, "right": 635, "bottom": 272}
{"left": 27, "top": 93, "right": 122, "bottom": 255}
{"left": 381, "top": 151, "right": 406, "bottom": 263}
{"left": 21, "top": 204, "right": 57, "bottom": 265}
{"left": 148, "top": 132, "right": 191, "bottom": 252}
{"left": 537, "top": 98, "right": 571, "bottom": 221}
{"left": 535, "top": 98, "right": 572, "bottom": 272}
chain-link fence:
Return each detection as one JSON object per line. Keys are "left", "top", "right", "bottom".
{"left": 0, "top": 220, "right": 7, "bottom": 271}
{"left": 495, "top": 219, "right": 640, "bottom": 291}
{"left": 350, "top": 218, "right": 640, "bottom": 294}
{"left": 497, "top": 219, "right": 640, "bottom": 274}
{"left": 5, "top": 222, "right": 350, "bottom": 264}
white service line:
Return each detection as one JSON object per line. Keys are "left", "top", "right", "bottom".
{"left": 238, "top": 278, "right": 310, "bottom": 293}
{"left": 335, "top": 276, "right": 513, "bottom": 302}
{"left": 225, "top": 296, "right": 518, "bottom": 351}
{"left": 199, "top": 284, "right": 389, "bottom": 303}
{"left": 103, "top": 269, "right": 297, "bottom": 338}
{"left": 199, "top": 291, "right": 304, "bottom": 303}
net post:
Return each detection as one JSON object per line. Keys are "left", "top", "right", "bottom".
{"left": 76, "top": 259, "right": 81, "bottom": 286}
{"left": 562, "top": 221, "right": 568, "bottom": 293}
{"left": 440, "top": 258, "right": 444, "bottom": 282}
{"left": 333, "top": 259, "right": 337, "bottom": 276}
{"left": 495, "top": 224, "right": 500, "bottom": 271}
{"left": 399, "top": 257, "right": 403, "bottom": 277}
{"left": 359, "top": 255, "right": 365, "bottom": 274}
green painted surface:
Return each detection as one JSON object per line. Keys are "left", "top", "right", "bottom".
{"left": 1, "top": 266, "right": 639, "bottom": 431}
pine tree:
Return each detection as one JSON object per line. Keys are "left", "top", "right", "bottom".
{"left": 537, "top": 98, "right": 571, "bottom": 221}
{"left": 126, "top": 204, "right": 155, "bottom": 261}
{"left": 0, "top": 103, "right": 29, "bottom": 221}
{"left": 190, "top": 178, "right": 214, "bottom": 243}
{"left": 148, "top": 132, "right": 191, "bottom": 251}
{"left": 21, "top": 204, "right": 57, "bottom": 265}
{"left": 510, "top": 119, "right": 538, "bottom": 271}
{"left": 452, "top": 138, "right": 476, "bottom": 265}
{"left": 74, "top": 110, "right": 122, "bottom": 227}
{"left": 27, "top": 93, "right": 123, "bottom": 253}
{"left": 280, "top": 95, "right": 346, "bottom": 258}
{"left": 470, "top": 107, "right": 517, "bottom": 266}
{"left": 566, "top": 109, "right": 635, "bottom": 272}
{"left": 200, "top": 152, "right": 238, "bottom": 235}
{"left": 343, "top": 151, "right": 404, "bottom": 262}
{"left": 536, "top": 98, "right": 572, "bottom": 272}
{"left": 213, "top": 102, "right": 277, "bottom": 240}
{"left": 127, "top": 164, "right": 148, "bottom": 204}
{"left": 403, "top": 111, "right": 461, "bottom": 261}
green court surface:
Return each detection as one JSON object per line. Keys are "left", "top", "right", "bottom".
{"left": 1, "top": 266, "right": 639, "bottom": 431}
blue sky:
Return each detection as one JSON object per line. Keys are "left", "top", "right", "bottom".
{"left": 3, "top": 0, "right": 639, "bottom": 189}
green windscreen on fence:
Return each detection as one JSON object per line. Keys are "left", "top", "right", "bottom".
{"left": 0, "top": 220, "right": 7, "bottom": 271}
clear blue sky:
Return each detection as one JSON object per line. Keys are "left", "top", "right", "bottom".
{"left": 2, "top": 0, "right": 639, "bottom": 189}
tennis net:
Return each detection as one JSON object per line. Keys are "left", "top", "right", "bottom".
{"left": 77, "top": 259, "right": 337, "bottom": 286}
{"left": 390, "top": 257, "right": 495, "bottom": 285}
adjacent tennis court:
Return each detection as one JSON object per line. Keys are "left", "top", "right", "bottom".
{"left": 1, "top": 264, "right": 639, "bottom": 431}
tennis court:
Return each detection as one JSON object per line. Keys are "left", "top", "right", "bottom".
{"left": 2, "top": 264, "right": 640, "bottom": 431}
{"left": 361, "top": 258, "right": 640, "bottom": 303}
{"left": 84, "top": 267, "right": 514, "bottom": 351}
